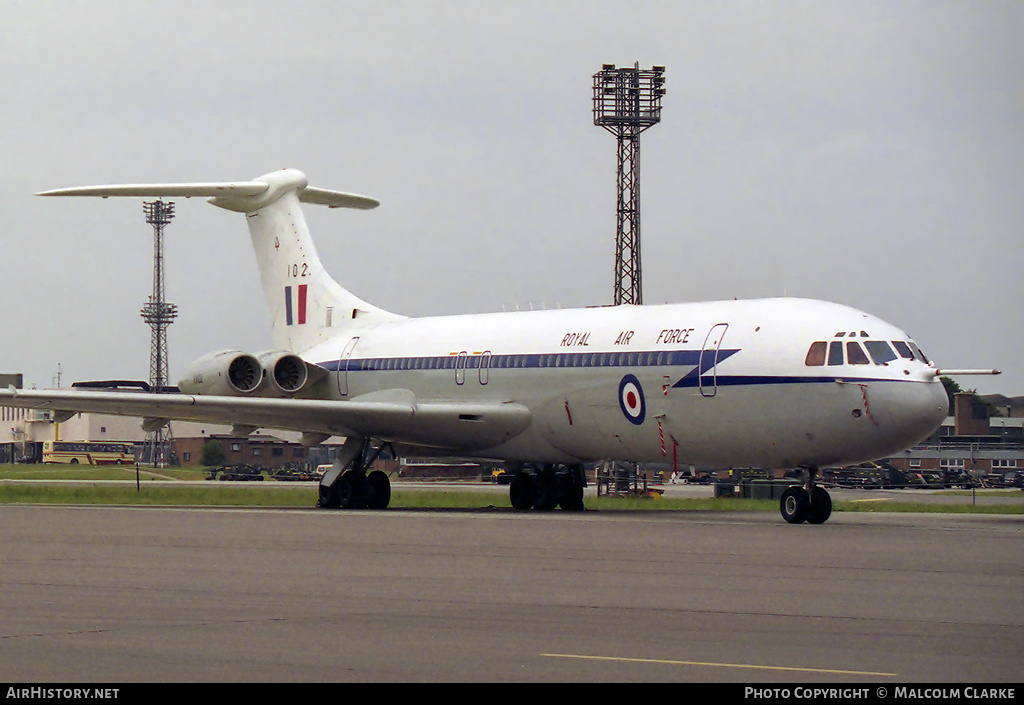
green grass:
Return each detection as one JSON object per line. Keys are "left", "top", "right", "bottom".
{"left": 1, "top": 464, "right": 1021, "bottom": 514}
{"left": 0, "top": 464, "right": 206, "bottom": 481}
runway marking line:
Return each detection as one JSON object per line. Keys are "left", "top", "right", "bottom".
{"left": 540, "top": 653, "right": 897, "bottom": 677}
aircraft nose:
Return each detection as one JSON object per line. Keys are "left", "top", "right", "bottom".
{"left": 897, "top": 380, "right": 949, "bottom": 446}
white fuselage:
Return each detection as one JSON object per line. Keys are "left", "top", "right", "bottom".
{"left": 26, "top": 169, "right": 951, "bottom": 474}
{"left": 300, "top": 297, "right": 949, "bottom": 469}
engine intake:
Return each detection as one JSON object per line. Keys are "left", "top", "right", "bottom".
{"left": 179, "top": 349, "right": 327, "bottom": 398}
{"left": 258, "top": 351, "right": 309, "bottom": 396}
{"left": 178, "top": 350, "right": 264, "bottom": 396}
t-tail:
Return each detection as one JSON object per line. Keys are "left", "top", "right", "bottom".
{"left": 38, "top": 169, "right": 404, "bottom": 353}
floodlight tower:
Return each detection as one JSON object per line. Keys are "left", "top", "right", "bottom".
{"left": 140, "top": 199, "right": 178, "bottom": 465}
{"left": 593, "top": 63, "right": 666, "bottom": 305}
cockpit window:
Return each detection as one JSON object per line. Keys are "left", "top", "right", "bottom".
{"left": 805, "top": 341, "right": 827, "bottom": 366}
{"left": 864, "top": 341, "right": 898, "bottom": 365}
{"left": 846, "top": 341, "right": 870, "bottom": 365}
{"left": 908, "top": 342, "right": 930, "bottom": 364}
{"left": 891, "top": 341, "right": 914, "bottom": 359}
{"left": 827, "top": 341, "right": 844, "bottom": 366}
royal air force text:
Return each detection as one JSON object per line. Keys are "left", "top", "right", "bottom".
{"left": 559, "top": 329, "right": 695, "bottom": 348}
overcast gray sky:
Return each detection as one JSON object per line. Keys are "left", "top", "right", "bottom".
{"left": 2, "top": 1, "right": 1021, "bottom": 396}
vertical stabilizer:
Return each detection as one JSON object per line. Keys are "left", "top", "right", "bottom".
{"left": 37, "top": 168, "right": 402, "bottom": 354}
{"left": 209, "top": 169, "right": 404, "bottom": 352}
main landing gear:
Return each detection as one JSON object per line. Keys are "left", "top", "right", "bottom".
{"left": 317, "top": 438, "right": 392, "bottom": 510}
{"left": 779, "top": 467, "right": 832, "bottom": 525}
{"left": 508, "top": 463, "right": 587, "bottom": 512}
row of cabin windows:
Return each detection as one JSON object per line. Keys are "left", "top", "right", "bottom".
{"left": 805, "top": 339, "right": 928, "bottom": 367}
{"left": 352, "top": 350, "right": 695, "bottom": 372}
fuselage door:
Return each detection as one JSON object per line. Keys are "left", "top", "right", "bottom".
{"left": 479, "top": 351, "right": 491, "bottom": 385}
{"left": 699, "top": 323, "right": 729, "bottom": 398}
{"left": 455, "top": 351, "right": 467, "bottom": 386}
{"left": 337, "top": 336, "right": 360, "bottom": 397}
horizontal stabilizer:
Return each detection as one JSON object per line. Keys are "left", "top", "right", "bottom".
{"left": 36, "top": 170, "right": 379, "bottom": 210}
{"left": 36, "top": 182, "right": 270, "bottom": 198}
{"left": 299, "top": 187, "right": 379, "bottom": 210}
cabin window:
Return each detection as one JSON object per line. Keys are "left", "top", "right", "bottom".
{"left": 827, "top": 342, "right": 844, "bottom": 366}
{"left": 805, "top": 341, "right": 827, "bottom": 366}
{"left": 864, "top": 341, "right": 898, "bottom": 365}
{"left": 846, "top": 342, "right": 870, "bottom": 365}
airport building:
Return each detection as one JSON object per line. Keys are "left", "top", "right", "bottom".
{"left": 886, "top": 393, "right": 1024, "bottom": 482}
{"left": 0, "top": 376, "right": 331, "bottom": 466}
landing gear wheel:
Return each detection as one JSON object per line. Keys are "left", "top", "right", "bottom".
{"left": 780, "top": 486, "right": 810, "bottom": 524}
{"left": 532, "top": 469, "right": 559, "bottom": 511}
{"left": 509, "top": 473, "right": 533, "bottom": 510}
{"left": 318, "top": 482, "right": 341, "bottom": 509}
{"left": 557, "top": 472, "right": 585, "bottom": 511}
{"left": 807, "top": 486, "right": 832, "bottom": 524}
{"left": 337, "top": 471, "right": 363, "bottom": 509}
{"left": 364, "top": 470, "right": 391, "bottom": 509}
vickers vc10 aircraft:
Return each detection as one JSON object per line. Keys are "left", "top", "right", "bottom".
{"left": 0, "top": 169, "right": 999, "bottom": 523}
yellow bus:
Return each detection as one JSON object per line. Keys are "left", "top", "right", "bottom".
{"left": 42, "top": 441, "right": 135, "bottom": 465}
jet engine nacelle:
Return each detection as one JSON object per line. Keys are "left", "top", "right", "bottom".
{"left": 178, "top": 350, "right": 264, "bottom": 396}
{"left": 179, "top": 349, "right": 329, "bottom": 398}
{"left": 257, "top": 350, "right": 316, "bottom": 397}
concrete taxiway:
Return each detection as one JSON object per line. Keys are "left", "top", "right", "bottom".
{"left": 0, "top": 504, "right": 1020, "bottom": 682}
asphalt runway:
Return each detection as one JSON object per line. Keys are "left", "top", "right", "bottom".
{"left": 0, "top": 504, "right": 1020, "bottom": 683}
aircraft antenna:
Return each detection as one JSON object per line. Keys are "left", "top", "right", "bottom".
{"left": 140, "top": 199, "right": 178, "bottom": 466}
{"left": 593, "top": 63, "right": 666, "bottom": 305}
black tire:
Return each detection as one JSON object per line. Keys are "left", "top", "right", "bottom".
{"left": 780, "top": 486, "right": 810, "bottom": 524}
{"left": 557, "top": 472, "right": 585, "bottom": 511}
{"left": 806, "top": 487, "right": 832, "bottom": 524}
{"left": 337, "top": 471, "right": 364, "bottom": 509}
{"left": 509, "top": 473, "right": 533, "bottom": 510}
{"left": 532, "top": 471, "right": 559, "bottom": 511}
{"left": 364, "top": 470, "right": 391, "bottom": 510}
{"left": 70, "top": 458, "right": 79, "bottom": 465}
{"left": 318, "top": 482, "right": 341, "bottom": 508}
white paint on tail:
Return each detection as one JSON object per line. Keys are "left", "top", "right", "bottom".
{"left": 39, "top": 168, "right": 405, "bottom": 353}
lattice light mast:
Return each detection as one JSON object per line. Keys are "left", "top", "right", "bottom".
{"left": 140, "top": 199, "right": 178, "bottom": 465}
{"left": 593, "top": 63, "right": 666, "bottom": 305}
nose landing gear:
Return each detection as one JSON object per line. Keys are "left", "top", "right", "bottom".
{"left": 780, "top": 467, "right": 832, "bottom": 524}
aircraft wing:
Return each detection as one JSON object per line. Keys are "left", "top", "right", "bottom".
{"left": 0, "top": 388, "right": 531, "bottom": 451}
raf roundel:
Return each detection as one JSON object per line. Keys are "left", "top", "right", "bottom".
{"left": 618, "top": 374, "right": 646, "bottom": 425}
